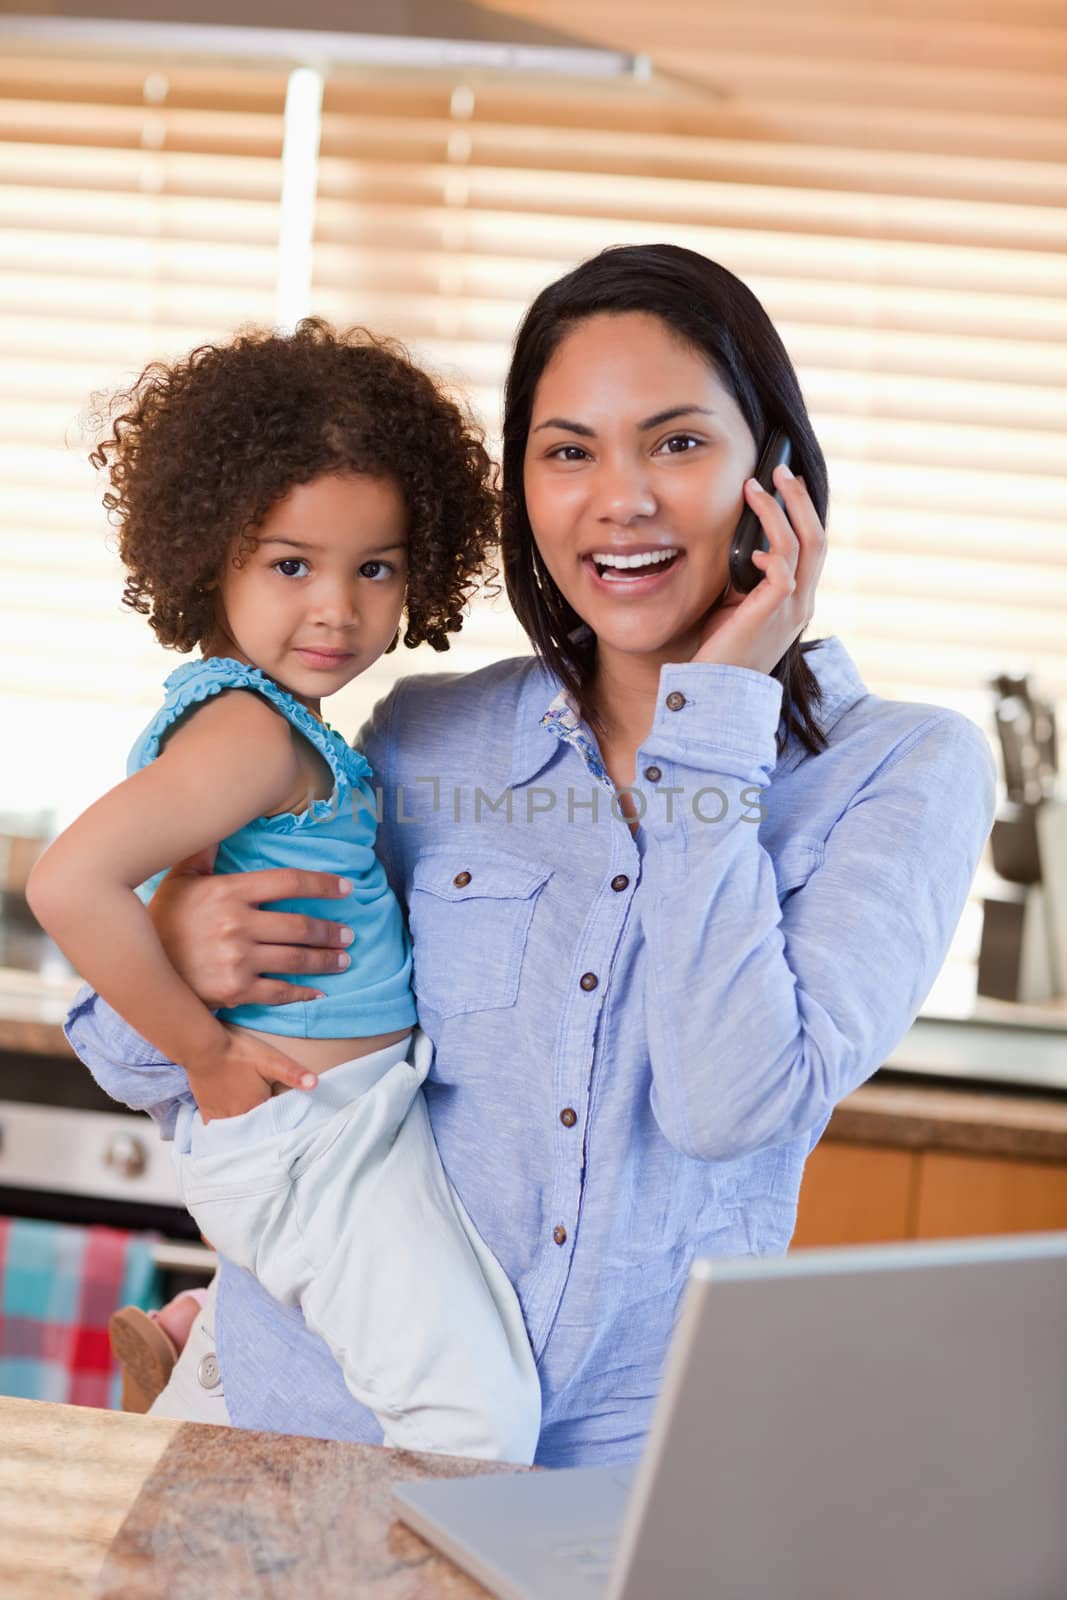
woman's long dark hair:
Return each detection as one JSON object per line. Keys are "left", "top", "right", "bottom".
{"left": 501, "top": 243, "right": 829, "bottom": 759}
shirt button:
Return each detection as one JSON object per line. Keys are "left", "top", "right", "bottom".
{"left": 579, "top": 972, "right": 599, "bottom": 992}
{"left": 560, "top": 1107, "right": 577, "bottom": 1128}
{"left": 197, "top": 1353, "right": 221, "bottom": 1391}
{"left": 665, "top": 691, "right": 686, "bottom": 712}
{"left": 644, "top": 765, "right": 662, "bottom": 783}
{"left": 610, "top": 874, "right": 629, "bottom": 893}
{"left": 553, "top": 1225, "right": 568, "bottom": 1246}
{"left": 452, "top": 870, "right": 472, "bottom": 888}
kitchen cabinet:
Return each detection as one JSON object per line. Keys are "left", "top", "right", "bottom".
{"left": 793, "top": 1081, "right": 1067, "bottom": 1248}
{"left": 792, "top": 1143, "right": 918, "bottom": 1246}
{"left": 914, "top": 1151, "right": 1067, "bottom": 1239}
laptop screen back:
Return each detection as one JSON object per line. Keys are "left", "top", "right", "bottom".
{"left": 613, "top": 1235, "right": 1067, "bottom": 1600}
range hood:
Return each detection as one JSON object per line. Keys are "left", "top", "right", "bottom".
{"left": 0, "top": 0, "right": 636, "bottom": 76}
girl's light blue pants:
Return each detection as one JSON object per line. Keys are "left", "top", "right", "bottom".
{"left": 171, "top": 1027, "right": 541, "bottom": 1463}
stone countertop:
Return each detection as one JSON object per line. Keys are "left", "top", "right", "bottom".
{"left": 825, "top": 1077, "right": 1067, "bottom": 1162}
{"left": 0, "top": 1396, "right": 522, "bottom": 1599}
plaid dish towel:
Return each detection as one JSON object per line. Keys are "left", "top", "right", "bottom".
{"left": 0, "top": 1217, "right": 161, "bottom": 1408}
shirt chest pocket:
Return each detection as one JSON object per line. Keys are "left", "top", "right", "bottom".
{"left": 407, "top": 848, "right": 552, "bottom": 1019}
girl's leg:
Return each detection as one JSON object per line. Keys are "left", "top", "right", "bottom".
{"left": 177, "top": 1029, "right": 540, "bottom": 1461}
{"left": 296, "top": 1061, "right": 541, "bottom": 1461}
{"left": 146, "top": 1274, "right": 232, "bottom": 1426}
{"left": 155, "top": 1287, "right": 208, "bottom": 1348}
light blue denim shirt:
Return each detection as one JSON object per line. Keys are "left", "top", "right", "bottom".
{"left": 65, "top": 638, "right": 997, "bottom": 1466}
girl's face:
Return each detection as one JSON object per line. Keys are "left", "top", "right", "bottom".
{"left": 523, "top": 311, "right": 759, "bottom": 667}
{"left": 209, "top": 471, "right": 408, "bottom": 709}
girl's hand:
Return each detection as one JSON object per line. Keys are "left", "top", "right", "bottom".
{"left": 149, "top": 850, "right": 355, "bottom": 1011}
{"left": 692, "top": 464, "right": 827, "bottom": 675}
{"left": 186, "top": 1026, "right": 318, "bottom": 1123}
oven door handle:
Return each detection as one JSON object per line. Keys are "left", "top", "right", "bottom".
{"left": 152, "top": 1240, "right": 216, "bottom": 1273}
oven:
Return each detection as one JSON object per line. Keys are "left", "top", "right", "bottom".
{"left": 0, "top": 1045, "right": 214, "bottom": 1299}
{"left": 0, "top": 873, "right": 214, "bottom": 1303}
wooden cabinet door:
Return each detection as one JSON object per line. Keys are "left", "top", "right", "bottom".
{"left": 792, "top": 1143, "right": 918, "bottom": 1248}
{"left": 915, "top": 1152, "right": 1067, "bottom": 1238}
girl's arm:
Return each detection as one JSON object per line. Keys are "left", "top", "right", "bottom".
{"left": 30, "top": 691, "right": 320, "bottom": 1112}
{"left": 636, "top": 662, "right": 997, "bottom": 1163}
{"left": 61, "top": 688, "right": 403, "bottom": 1117}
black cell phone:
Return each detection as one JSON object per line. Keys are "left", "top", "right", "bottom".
{"left": 727, "top": 429, "right": 792, "bottom": 594}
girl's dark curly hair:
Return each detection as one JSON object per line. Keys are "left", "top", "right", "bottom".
{"left": 90, "top": 317, "right": 498, "bottom": 653}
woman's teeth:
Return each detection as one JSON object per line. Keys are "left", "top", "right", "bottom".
{"left": 591, "top": 548, "right": 680, "bottom": 581}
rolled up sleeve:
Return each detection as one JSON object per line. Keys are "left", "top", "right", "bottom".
{"left": 65, "top": 985, "right": 192, "bottom": 1138}
{"left": 637, "top": 667, "right": 996, "bottom": 1162}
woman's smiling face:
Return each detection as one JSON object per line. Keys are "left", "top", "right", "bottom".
{"left": 523, "top": 311, "right": 759, "bottom": 665}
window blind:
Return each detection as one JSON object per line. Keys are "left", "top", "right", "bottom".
{"left": 311, "top": 59, "right": 1067, "bottom": 734}
{"left": 308, "top": 36, "right": 1066, "bottom": 1014}
{"left": 3, "top": 12, "right": 1065, "bottom": 1012}
{"left": 0, "top": 54, "right": 288, "bottom": 817}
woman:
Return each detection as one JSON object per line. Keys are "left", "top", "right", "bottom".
{"left": 66, "top": 244, "right": 996, "bottom": 1466}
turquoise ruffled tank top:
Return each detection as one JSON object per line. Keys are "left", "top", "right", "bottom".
{"left": 127, "top": 656, "right": 416, "bottom": 1041}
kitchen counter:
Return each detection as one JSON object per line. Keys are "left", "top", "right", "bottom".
{"left": 823, "top": 1077, "right": 1067, "bottom": 1162}
{"left": 0, "top": 1395, "right": 522, "bottom": 1599}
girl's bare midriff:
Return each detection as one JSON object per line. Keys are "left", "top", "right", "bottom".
{"left": 238, "top": 1024, "right": 414, "bottom": 1085}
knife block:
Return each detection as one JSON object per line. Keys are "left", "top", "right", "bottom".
{"left": 978, "top": 797, "right": 1067, "bottom": 1002}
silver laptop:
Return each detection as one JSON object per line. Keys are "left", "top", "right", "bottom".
{"left": 394, "top": 1233, "right": 1067, "bottom": 1600}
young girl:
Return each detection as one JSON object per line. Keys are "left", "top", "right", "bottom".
{"left": 28, "top": 319, "right": 541, "bottom": 1462}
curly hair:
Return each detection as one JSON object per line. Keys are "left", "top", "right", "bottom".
{"left": 90, "top": 318, "right": 498, "bottom": 653}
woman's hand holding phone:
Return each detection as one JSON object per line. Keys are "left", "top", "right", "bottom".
{"left": 692, "top": 454, "right": 827, "bottom": 676}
